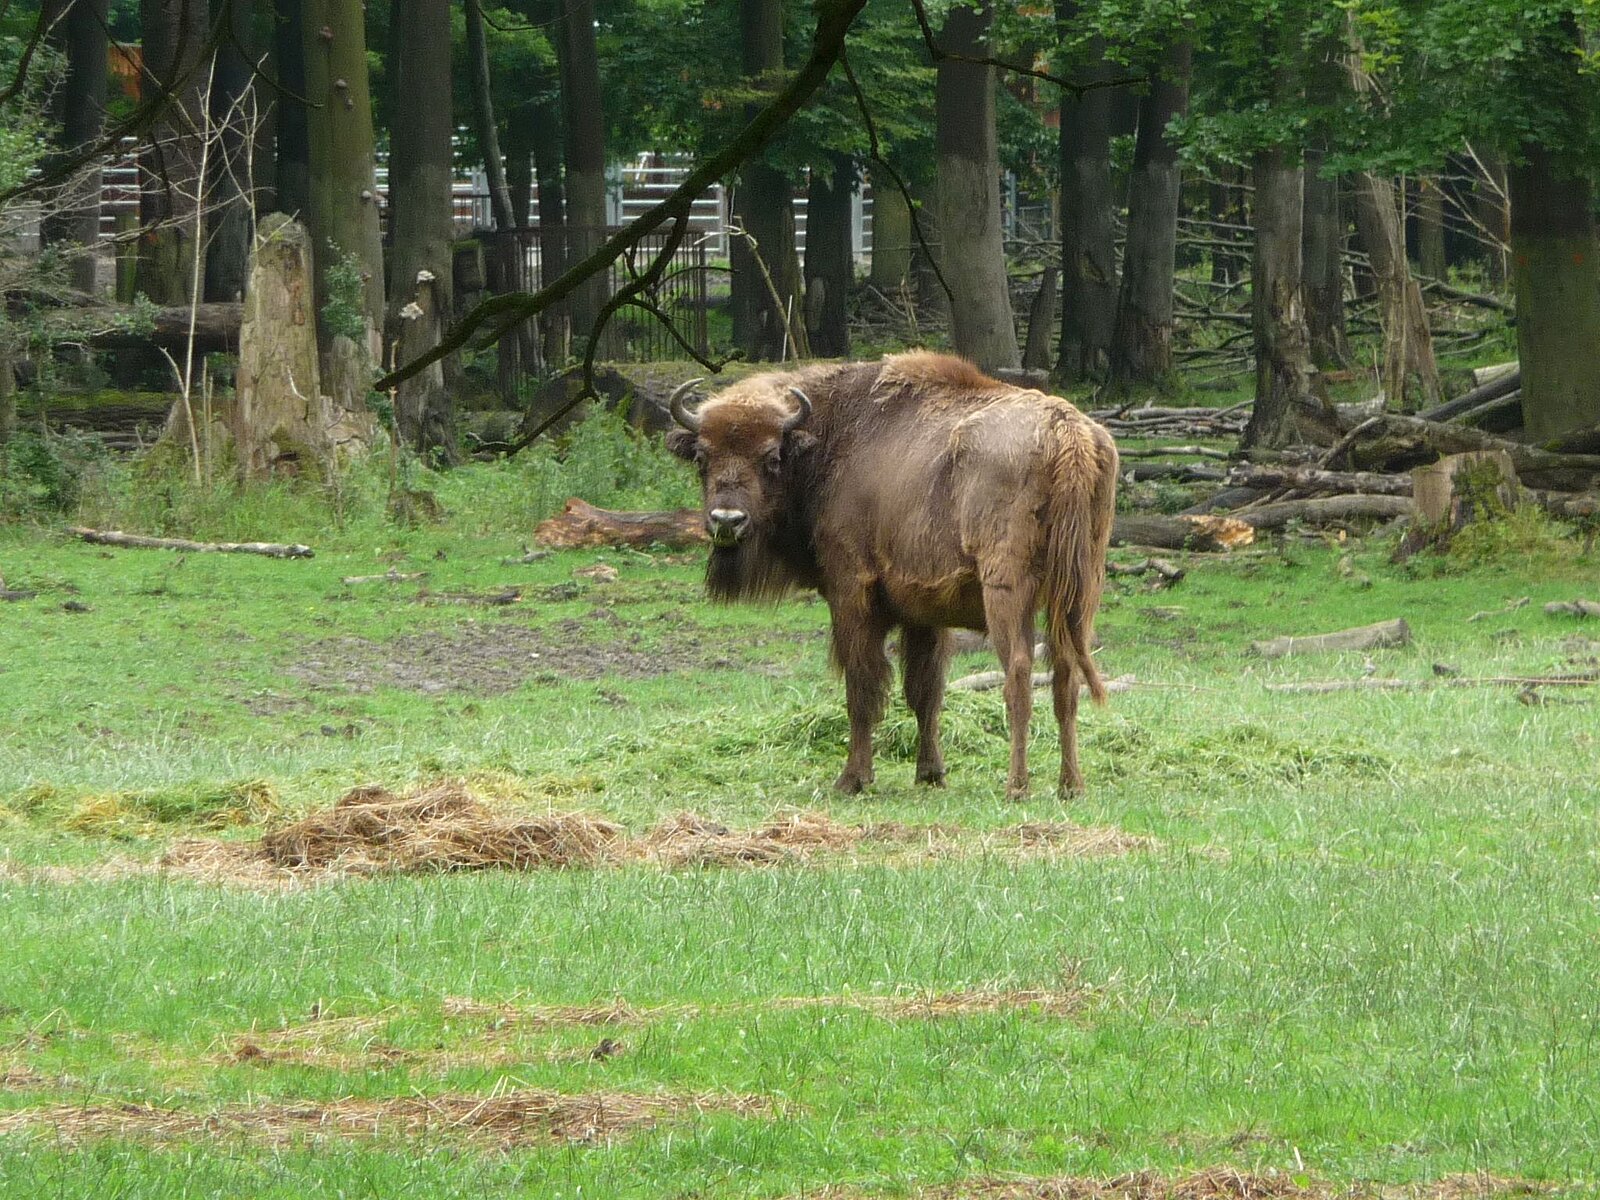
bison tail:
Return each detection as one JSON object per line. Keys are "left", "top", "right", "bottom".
{"left": 1042, "top": 422, "right": 1119, "bottom": 706}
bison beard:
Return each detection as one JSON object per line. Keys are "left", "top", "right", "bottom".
{"left": 669, "top": 352, "right": 1119, "bottom": 799}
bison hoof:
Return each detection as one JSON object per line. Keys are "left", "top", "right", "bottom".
{"left": 1006, "top": 781, "right": 1030, "bottom": 801}
{"left": 833, "top": 769, "right": 873, "bottom": 794}
{"left": 915, "top": 765, "right": 946, "bottom": 786}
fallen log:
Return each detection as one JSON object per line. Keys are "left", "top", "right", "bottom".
{"left": 1471, "top": 362, "right": 1518, "bottom": 388}
{"left": 1346, "top": 414, "right": 1600, "bottom": 489}
{"left": 67, "top": 526, "right": 314, "bottom": 558}
{"left": 1234, "top": 494, "right": 1412, "bottom": 531}
{"left": 1251, "top": 618, "right": 1411, "bottom": 659}
{"left": 1224, "top": 465, "right": 1412, "bottom": 496}
{"left": 1183, "top": 487, "right": 1269, "bottom": 515}
{"left": 1106, "top": 557, "right": 1185, "bottom": 584}
{"left": 0, "top": 589, "right": 36, "bottom": 602}
{"left": 341, "top": 570, "right": 429, "bottom": 585}
{"left": 1123, "top": 463, "right": 1227, "bottom": 483}
{"left": 1112, "top": 513, "right": 1256, "bottom": 552}
{"left": 534, "top": 498, "right": 708, "bottom": 550}
{"left": 1115, "top": 445, "right": 1233, "bottom": 461}
{"left": 1417, "top": 368, "right": 1521, "bottom": 423}
{"left": 1544, "top": 599, "right": 1600, "bottom": 618}
{"left": 948, "top": 670, "right": 1137, "bottom": 694}
{"left": 86, "top": 302, "right": 244, "bottom": 350}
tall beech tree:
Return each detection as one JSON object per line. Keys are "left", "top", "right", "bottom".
{"left": 387, "top": 0, "right": 457, "bottom": 461}
{"left": 804, "top": 152, "right": 854, "bottom": 358}
{"left": 41, "top": 0, "right": 109, "bottom": 294}
{"left": 137, "top": 0, "right": 211, "bottom": 304}
{"left": 302, "top": 0, "right": 385, "bottom": 416}
{"left": 1108, "top": 36, "right": 1191, "bottom": 389}
{"left": 935, "top": 0, "right": 1018, "bottom": 372}
{"left": 731, "top": 0, "right": 803, "bottom": 361}
{"left": 555, "top": 0, "right": 609, "bottom": 344}
{"left": 1054, "top": 3, "right": 1118, "bottom": 383}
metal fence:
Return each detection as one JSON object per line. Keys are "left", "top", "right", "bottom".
{"left": 494, "top": 222, "right": 715, "bottom": 369}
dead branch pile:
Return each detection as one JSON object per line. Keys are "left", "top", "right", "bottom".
{"left": 1088, "top": 403, "right": 1251, "bottom": 442}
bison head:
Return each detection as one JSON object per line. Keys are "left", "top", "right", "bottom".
{"left": 665, "top": 377, "right": 815, "bottom": 549}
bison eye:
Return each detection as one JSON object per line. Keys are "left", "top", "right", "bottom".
{"left": 762, "top": 448, "right": 783, "bottom": 474}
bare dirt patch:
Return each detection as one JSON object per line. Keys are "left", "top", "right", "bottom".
{"left": 0, "top": 1087, "right": 767, "bottom": 1148}
{"left": 288, "top": 617, "right": 737, "bottom": 697}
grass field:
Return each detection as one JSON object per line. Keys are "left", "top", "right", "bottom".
{"left": 2, "top": 433, "right": 1599, "bottom": 1199}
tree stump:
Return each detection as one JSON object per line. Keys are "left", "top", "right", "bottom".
{"left": 233, "top": 214, "right": 334, "bottom": 482}
{"left": 1399, "top": 450, "right": 1520, "bottom": 556}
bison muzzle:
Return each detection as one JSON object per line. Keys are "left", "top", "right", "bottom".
{"left": 667, "top": 351, "right": 1119, "bottom": 798}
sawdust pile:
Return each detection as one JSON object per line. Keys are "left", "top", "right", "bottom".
{"left": 0, "top": 1087, "right": 767, "bottom": 1148}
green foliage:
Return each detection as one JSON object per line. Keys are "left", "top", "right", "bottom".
{"left": 321, "top": 248, "right": 373, "bottom": 343}
{"left": 1, "top": 429, "right": 108, "bottom": 515}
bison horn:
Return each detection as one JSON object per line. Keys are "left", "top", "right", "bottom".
{"left": 783, "top": 387, "right": 812, "bottom": 432}
{"left": 668, "top": 377, "right": 707, "bottom": 431}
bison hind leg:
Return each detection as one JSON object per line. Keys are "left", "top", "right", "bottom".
{"left": 900, "top": 625, "right": 951, "bottom": 785}
{"left": 980, "top": 578, "right": 1040, "bottom": 800}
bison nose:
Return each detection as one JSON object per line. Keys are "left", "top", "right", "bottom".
{"left": 707, "top": 508, "right": 749, "bottom": 545}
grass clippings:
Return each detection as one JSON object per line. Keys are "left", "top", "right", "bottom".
{"left": 0, "top": 1087, "right": 768, "bottom": 1149}
{"left": 51, "top": 783, "right": 1162, "bottom": 888}
{"left": 925, "top": 1169, "right": 1553, "bottom": 1200}
{"left": 934, "top": 1168, "right": 1314, "bottom": 1198}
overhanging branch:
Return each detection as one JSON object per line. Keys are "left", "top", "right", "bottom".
{"left": 374, "top": 0, "right": 871, "bottom": 393}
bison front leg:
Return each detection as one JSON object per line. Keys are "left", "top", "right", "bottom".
{"left": 829, "top": 599, "right": 892, "bottom": 795}
{"left": 901, "top": 625, "right": 951, "bottom": 785}
{"left": 982, "top": 580, "right": 1039, "bottom": 799}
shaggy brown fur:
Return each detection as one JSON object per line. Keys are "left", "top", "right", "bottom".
{"left": 667, "top": 351, "right": 1119, "bottom": 797}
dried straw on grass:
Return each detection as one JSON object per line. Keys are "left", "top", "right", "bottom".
{"left": 937, "top": 1168, "right": 1315, "bottom": 1199}
{"left": 0, "top": 1087, "right": 768, "bottom": 1148}
{"left": 258, "top": 783, "right": 626, "bottom": 873}
{"left": 643, "top": 809, "right": 866, "bottom": 867}
{"left": 441, "top": 996, "right": 649, "bottom": 1028}
{"left": 1006, "top": 822, "right": 1161, "bottom": 857}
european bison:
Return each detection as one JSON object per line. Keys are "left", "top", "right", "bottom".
{"left": 667, "top": 351, "right": 1119, "bottom": 797}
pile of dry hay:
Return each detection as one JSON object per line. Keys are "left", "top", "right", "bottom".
{"left": 0, "top": 1087, "right": 767, "bottom": 1149}
{"left": 148, "top": 781, "right": 1159, "bottom": 886}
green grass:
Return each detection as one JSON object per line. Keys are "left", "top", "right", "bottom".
{"left": 1, "top": 441, "right": 1599, "bottom": 1198}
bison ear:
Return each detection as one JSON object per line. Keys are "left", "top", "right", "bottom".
{"left": 665, "top": 428, "right": 698, "bottom": 461}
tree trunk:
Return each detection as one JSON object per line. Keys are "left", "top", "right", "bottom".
{"left": 233, "top": 214, "right": 334, "bottom": 481}
{"left": 1475, "top": 154, "right": 1509, "bottom": 286}
{"left": 1244, "top": 147, "right": 1337, "bottom": 448}
{"left": 556, "top": 0, "right": 609, "bottom": 345}
{"left": 868, "top": 176, "right": 911, "bottom": 291}
{"left": 41, "top": 0, "right": 108, "bottom": 295}
{"left": 730, "top": 0, "right": 802, "bottom": 361}
{"left": 1301, "top": 39, "right": 1348, "bottom": 371}
{"left": 804, "top": 153, "right": 853, "bottom": 358}
{"left": 1053, "top": 5, "right": 1118, "bottom": 383}
{"left": 505, "top": 123, "right": 533, "bottom": 229}
{"left": 1208, "top": 164, "right": 1246, "bottom": 286}
{"left": 908, "top": 178, "right": 946, "bottom": 319}
{"left": 387, "top": 0, "right": 457, "bottom": 464}
{"left": 1509, "top": 147, "right": 1600, "bottom": 443}
{"left": 138, "top": 0, "right": 210, "bottom": 305}
{"left": 302, "top": 0, "right": 385, "bottom": 339}
{"left": 1415, "top": 175, "right": 1447, "bottom": 281}
{"left": 465, "top": 0, "right": 536, "bottom": 397}
{"left": 1109, "top": 38, "right": 1190, "bottom": 389}
{"left": 203, "top": 0, "right": 257, "bottom": 303}
{"left": 1302, "top": 163, "right": 1348, "bottom": 369}
{"left": 273, "top": 0, "right": 311, "bottom": 219}
{"left": 935, "top": 0, "right": 1019, "bottom": 372}
{"left": 531, "top": 82, "right": 568, "bottom": 363}
{"left": 0, "top": 342, "right": 15, "bottom": 450}
{"left": 1350, "top": 173, "right": 1440, "bottom": 410}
